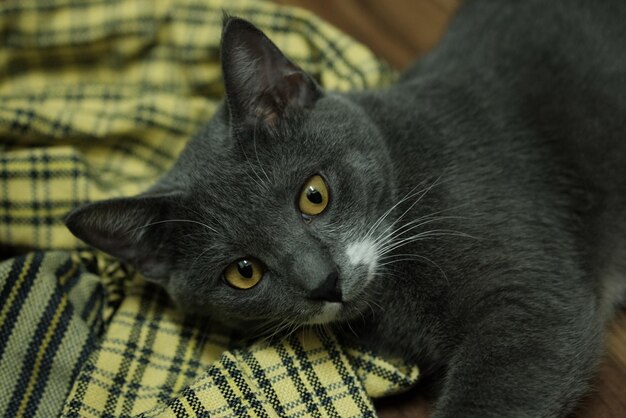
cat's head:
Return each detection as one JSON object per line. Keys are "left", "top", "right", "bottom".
{"left": 65, "top": 18, "right": 397, "bottom": 330}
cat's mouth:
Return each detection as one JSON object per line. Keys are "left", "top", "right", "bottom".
{"left": 303, "top": 256, "right": 378, "bottom": 326}
{"left": 305, "top": 302, "right": 343, "bottom": 325}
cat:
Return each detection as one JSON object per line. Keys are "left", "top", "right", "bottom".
{"left": 65, "top": 0, "right": 626, "bottom": 416}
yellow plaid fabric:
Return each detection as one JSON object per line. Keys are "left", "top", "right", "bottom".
{"left": 0, "top": 0, "right": 419, "bottom": 417}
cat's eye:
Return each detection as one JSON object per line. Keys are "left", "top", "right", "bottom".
{"left": 224, "top": 258, "right": 264, "bottom": 289}
{"left": 298, "top": 175, "right": 329, "bottom": 218}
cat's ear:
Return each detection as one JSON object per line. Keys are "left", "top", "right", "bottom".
{"left": 64, "top": 193, "right": 183, "bottom": 280}
{"left": 220, "top": 17, "right": 322, "bottom": 129}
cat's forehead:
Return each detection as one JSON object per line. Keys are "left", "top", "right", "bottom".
{"left": 185, "top": 173, "right": 297, "bottom": 256}
{"left": 190, "top": 160, "right": 298, "bottom": 214}
{"left": 211, "top": 138, "right": 325, "bottom": 190}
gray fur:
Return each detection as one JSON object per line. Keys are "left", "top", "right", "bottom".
{"left": 65, "top": 1, "right": 626, "bottom": 416}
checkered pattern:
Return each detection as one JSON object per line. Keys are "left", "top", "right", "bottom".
{"left": 0, "top": 0, "right": 418, "bottom": 417}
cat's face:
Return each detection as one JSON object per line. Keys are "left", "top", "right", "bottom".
{"left": 65, "top": 18, "right": 397, "bottom": 331}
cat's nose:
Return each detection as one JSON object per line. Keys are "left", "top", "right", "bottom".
{"left": 309, "top": 271, "right": 343, "bottom": 303}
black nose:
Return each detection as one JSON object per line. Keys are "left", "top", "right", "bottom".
{"left": 309, "top": 271, "right": 343, "bottom": 303}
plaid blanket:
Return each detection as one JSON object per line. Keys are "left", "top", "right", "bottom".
{"left": 0, "top": 0, "right": 419, "bottom": 417}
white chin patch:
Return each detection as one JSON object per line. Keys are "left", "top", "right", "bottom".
{"left": 306, "top": 302, "right": 342, "bottom": 325}
{"left": 346, "top": 239, "right": 377, "bottom": 266}
{"left": 346, "top": 239, "right": 378, "bottom": 283}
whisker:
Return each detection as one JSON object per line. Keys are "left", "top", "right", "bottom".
{"left": 373, "top": 213, "right": 466, "bottom": 250}
{"left": 377, "top": 229, "right": 477, "bottom": 256}
{"left": 363, "top": 182, "right": 428, "bottom": 242}
{"left": 189, "top": 245, "right": 217, "bottom": 272}
{"left": 373, "top": 202, "right": 471, "bottom": 242}
{"left": 345, "top": 320, "right": 359, "bottom": 337}
{"left": 370, "top": 175, "right": 444, "bottom": 245}
{"left": 377, "top": 253, "right": 450, "bottom": 284}
{"left": 376, "top": 221, "right": 472, "bottom": 255}
{"left": 128, "top": 219, "right": 219, "bottom": 234}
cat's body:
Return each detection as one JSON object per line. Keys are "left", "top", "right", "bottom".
{"left": 353, "top": 0, "right": 626, "bottom": 367}
{"left": 66, "top": 0, "right": 626, "bottom": 416}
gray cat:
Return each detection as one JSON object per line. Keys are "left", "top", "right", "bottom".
{"left": 65, "top": 0, "right": 626, "bottom": 416}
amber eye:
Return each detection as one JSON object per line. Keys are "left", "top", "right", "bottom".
{"left": 298, "top": 175, "right": 329, "bottom": 217}
{"left": 224, "top": 258, "right": 264, "bottom": 289}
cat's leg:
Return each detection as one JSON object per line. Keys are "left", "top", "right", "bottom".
{"left": 431, "top": 287, "right": 603, "bottom": 418}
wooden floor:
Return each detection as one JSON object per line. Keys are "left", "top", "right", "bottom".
{"left": 274, "top": 1, "right": 626, "bottom": 416}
